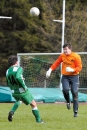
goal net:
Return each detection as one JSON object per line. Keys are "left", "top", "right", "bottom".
{"left": 17, "top": 52, "right": 87, "bottom": 90}
{"left": 17, "top": 53, "right": 61, "bottom": 88}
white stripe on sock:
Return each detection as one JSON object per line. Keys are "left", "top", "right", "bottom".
{"left": 32, "top": 107, "right": 38, "bottom": 110}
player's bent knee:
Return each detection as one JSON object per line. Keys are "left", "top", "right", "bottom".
{"left": 72, "top": 92, "right": 78, "bottom": 99}
{"left": 62, "top": 89, "right": 69, "bottom": 94}
{"left": 30, "top": 100, "right": 37, "bottom": 108}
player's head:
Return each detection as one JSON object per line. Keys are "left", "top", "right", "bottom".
{"left": 8, "top": 55, "right": 18, "bottom": 66}
{"left": 63, "top": 43, "right": 72, "bottom": 55}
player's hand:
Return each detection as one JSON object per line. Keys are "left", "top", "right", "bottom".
{"left": 66, "top": 67, "right": 74, "bottom": 72}
{"left": 46, "top": 68, "right": 52, "bottom": 78}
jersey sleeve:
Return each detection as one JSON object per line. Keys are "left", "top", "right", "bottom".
{"left": 74, "top": 54, "right": 82, "bottom": 73}
{"left": 51, "top": 55, "right": 62, "bottom": 70}
{"left": 16, "top": 67, "right": 27, "bottom": 90}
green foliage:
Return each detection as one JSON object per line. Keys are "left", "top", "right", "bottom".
{"left": 0, "top": 0, "right": 87, "bottom": 82}
{"left": 65, "top": 1, "right": 87, "bottom": 51}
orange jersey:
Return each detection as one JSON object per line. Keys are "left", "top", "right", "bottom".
{"left": 51, "top": 52, "right": 82, "bottom": 75}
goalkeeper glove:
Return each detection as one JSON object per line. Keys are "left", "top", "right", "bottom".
{"left": 66, "top": 67, "right": 74, "bottom": 72}
{"left": 46, "top": 68, "right": 52, "bottom": 78}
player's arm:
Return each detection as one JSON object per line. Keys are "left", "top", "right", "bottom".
{"left": 50, "top": 55, "right": 62, "bottom": 71}
{"left": 74, "top": 55, "right": 82, "bottom": 73}
{"left": 16, "top": 67, "right": 27, "bottom": 91}
{"left": 46, "top": 55, "right": 62, "bottom": 78}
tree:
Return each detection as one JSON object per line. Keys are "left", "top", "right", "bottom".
{"left": 0, "top": 0, "right": 87, "bottom": 84}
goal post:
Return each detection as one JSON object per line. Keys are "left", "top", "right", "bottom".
{"left": 0, "top": 16, "right": 12, "bottom": 19}
{"left": 17, "top": 52, "right": 87, "bottom": 90}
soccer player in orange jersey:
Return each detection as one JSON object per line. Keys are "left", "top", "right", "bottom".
{"left": 46, "top": 44, "right": 82, "bottom": 117}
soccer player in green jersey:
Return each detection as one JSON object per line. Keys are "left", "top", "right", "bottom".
{"left": 6, "top": 55, "right": 44, "bottom": 123}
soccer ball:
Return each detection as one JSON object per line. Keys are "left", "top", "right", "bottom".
{"left": 30, "top": 7, "right": 40, "bottom": 16}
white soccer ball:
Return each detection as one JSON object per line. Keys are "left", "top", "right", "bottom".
{"left": 30, "top": 7, "right": 40, "bottom": 16}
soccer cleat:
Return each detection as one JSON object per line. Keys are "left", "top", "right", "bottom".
{"left": 74, "top": 112, "right": 78, "bottom": 117}
{"left": 37, "top": 119, "right": 44, "bottom": 123}
{"left": 8, "top": 111, "right": 14, "bottom": 122}
{"left": 66, "top": 103, "right": 71, "bottom": 110}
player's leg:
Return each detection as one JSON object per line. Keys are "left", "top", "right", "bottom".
{"left": 8, "top": 100, "right": 22, "bottom": 122}
{"left": 62, "top": 75, "right": 71, "bottom": 109}
{"left": 21, "top": 90, "right": 44, "bottom": 123}
{"left": 70, "top": 75, "right": 79, "bottom": 117}
{"left": 30, "top": 100, "right": 44, "bottom": 123}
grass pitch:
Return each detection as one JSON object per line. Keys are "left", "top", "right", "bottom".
{"left": 0, "top": 102, "right": 87, "bottom": 130}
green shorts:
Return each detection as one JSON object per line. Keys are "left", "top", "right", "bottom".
{"left": 12, "top": 90, "right": 34, "bottom": 105}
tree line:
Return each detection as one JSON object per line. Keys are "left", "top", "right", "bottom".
{"left": 0, "top": 0, "right": 87, "bottom": 85}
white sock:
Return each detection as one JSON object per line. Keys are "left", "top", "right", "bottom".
{"left": 32, "top": 107, "right": 38, "bottom": 110}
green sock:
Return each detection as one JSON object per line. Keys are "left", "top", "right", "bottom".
{"left": 11, "top": 101, "right": 21, "bottom": 113}
{"left": 32, "top": 109, "right": 41, "bottom": 122}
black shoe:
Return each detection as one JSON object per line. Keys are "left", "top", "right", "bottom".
{"left": 8, "top": 111, "right": 14, "bottom": 122}
{"left": 74, "top": 112, "right": 78, "bottom": 117}
{"left": 66, "top": 103, "right": 71, "bottom": 110}
{"left": 37, "top": 119, "right": 44, "bottom": 123}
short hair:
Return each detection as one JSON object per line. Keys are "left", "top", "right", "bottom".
{"left": 8, "top": 55, "right": 18, "bottom": 66}
{"left": 63, "top": 43, "right": 72, "bottom": 49}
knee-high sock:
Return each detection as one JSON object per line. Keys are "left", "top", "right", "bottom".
{"left": 10, "top": 101, "right": 22, "bottom": 113}
{"left": 32, "top": 108, "right": 41, "bottom": 122}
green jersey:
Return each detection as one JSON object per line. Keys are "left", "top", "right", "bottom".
{"left": 6, "top": 66, "right": 28, "bottom": 93}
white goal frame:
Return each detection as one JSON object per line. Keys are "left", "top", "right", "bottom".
{"left": 17, "top": 52, "right": 87, "bottom": 91}
{"left": 0, "top": 16, "right": 12, "bottom": 19}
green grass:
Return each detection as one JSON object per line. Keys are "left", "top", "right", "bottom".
{"left": 0, "top": 103, "right": 87, "bottom": 130}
